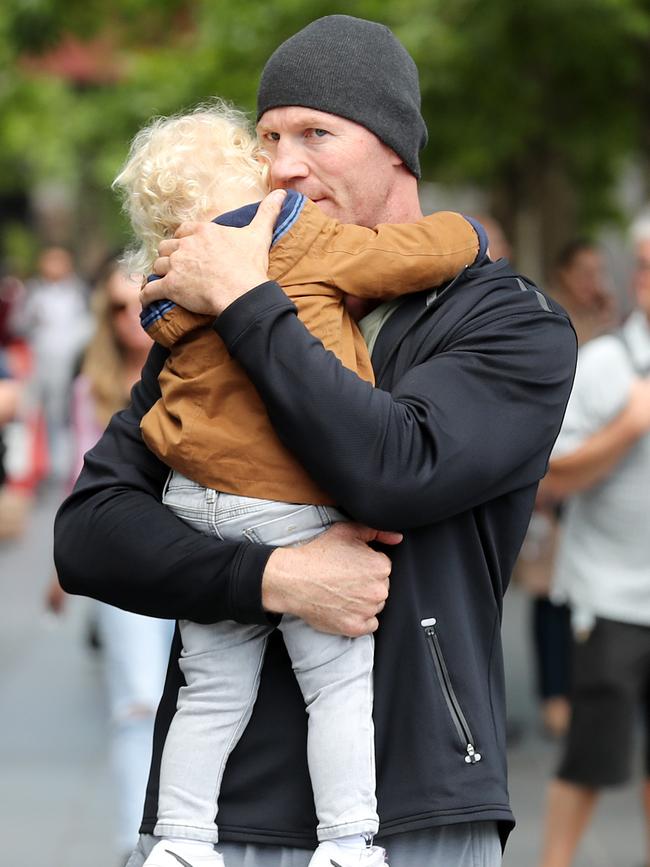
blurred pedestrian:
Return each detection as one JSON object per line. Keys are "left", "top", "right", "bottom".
{"left": 550, "top": 239, "right": 615, "bottom": 345}
{"left": 521, "top": 239, "right": 617, "bottom": 739}
{"left": 0, "top": 269, "right": 26, "bottom": 349}
{"left": 46, "top": 258, "right": 174, "bottom": 865}
{"left": 17, "top": 246, "right": 92, "bottom": 479}
{"left": 537, "top": 218, "right": 650, "bottom": 867}
{"left": 0, "top": 348, "right": 20, "bottom": 488}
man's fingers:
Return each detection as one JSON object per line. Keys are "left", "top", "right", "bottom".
{"left": 152, "top": 255, "right": 172, "bottom": 276}
{"left": 174, "top": 221, "right": 203, "bottom": 239}
{"left": 158, "top": 238, "right": 181, "bottom": 256}
{"left": 250, "top": 189, "right": 287, "bottom": 240}
{"left": 344, "top": 616, "right": 379, "bottom": 638}
{"left": 339, "top": 522, "right": 403, "bottom": 547}
{"left": 140, "top": 273, "right": 169, "bottom": 306}
{"left": 365, "top": 617, "right": 380, "bottom": 635}
{"left": 374, "top": 530, "right": 403, "bottom": 546}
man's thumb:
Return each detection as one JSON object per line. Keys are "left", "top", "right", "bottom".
{"left": 342, "top": 523, "right": 403, "bottom": 547}
{"left": 252, "top": 189, "right": 287, "bottom": 237}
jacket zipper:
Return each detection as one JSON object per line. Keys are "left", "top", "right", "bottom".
{"left": 421, "top": 617, "right": 482, "bottom": 765}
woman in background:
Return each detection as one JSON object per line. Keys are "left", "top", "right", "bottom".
{"left": 48, "top": 258, "right": 174, "bottom": 866}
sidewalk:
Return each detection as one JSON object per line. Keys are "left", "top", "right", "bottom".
{"left": 502, "top": 583, "right": 645, "bottom": 867}
{"left": 1, "top": 485, "right": 115, "bottom": 867}
{"left": 0, "top": 489, "right": 645, "bottom": 867}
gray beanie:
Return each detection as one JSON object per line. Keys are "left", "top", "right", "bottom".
{"left": 257, "top": 15, "right": 428, "bottom": 179}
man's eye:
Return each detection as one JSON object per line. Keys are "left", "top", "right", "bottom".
{"left": 264, "top": 132, "right": 280, "bottom": 142}
{"left": 307, "top": 128, "right": 329, "bottom": 138}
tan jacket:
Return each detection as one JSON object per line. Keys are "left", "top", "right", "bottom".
{"left": 141, "top": 197, "right": 478, "bottom": 504}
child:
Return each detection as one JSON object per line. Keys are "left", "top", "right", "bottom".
{"left": 113, "top": 101, "right": 485, "bottom": 867}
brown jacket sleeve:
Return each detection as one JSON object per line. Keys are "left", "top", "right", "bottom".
{"left": 308, "top": 211, "right": 479, "bottom": 300}
{"left": 145, "top": 304, "right": 215, "bottom": 349}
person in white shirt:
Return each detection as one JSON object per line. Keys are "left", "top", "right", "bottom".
{"left": 538, "top": 216, "right": 650, "bottom": 867}
{"left": 20, "top": 246, "right": 92, "bottom": 478}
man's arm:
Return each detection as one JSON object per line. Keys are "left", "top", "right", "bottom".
{"left": 212, "top": 284, "right": 576, "bottom": 528}
{"left": 54, "top": 343, "right": 273, "bottom": 623}
{"left": 54, "top": 340, "right": 398, "bottom": 634}
{"left": 540, "top": 377, "right": 650, "bottom": 500}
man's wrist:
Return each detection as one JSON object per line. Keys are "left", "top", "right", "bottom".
{"left": 261, "top": 548, "right": 290, "bottom": 614}
{"left": 213, "top": 281, "right": 295, "bottom": 344}
{"left": 210, "top": 274, "right": 270, "bottom": 317}
{"left": 261, "top": 547, "right": 298, "bottom": 616}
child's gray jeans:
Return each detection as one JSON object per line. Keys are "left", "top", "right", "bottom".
{"left": 154, "top": 471, "right": 378, "bottom": 844}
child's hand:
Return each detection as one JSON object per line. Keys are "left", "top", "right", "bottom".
{"left": 140, "top": 190, "right": 287, "bottom": 316}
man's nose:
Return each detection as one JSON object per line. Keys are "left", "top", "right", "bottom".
{"left": 270, "top": 139, "right": 309, "bottom": 188}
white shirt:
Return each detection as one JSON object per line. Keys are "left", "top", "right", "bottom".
{"left": 23, "top": 276, "right": 92, "bottom": 362}
{"left": 551, "top": 310, "right": 650, "bottom": 627}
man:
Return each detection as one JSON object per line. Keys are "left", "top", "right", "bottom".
{"left": 538, "top": 217, "right": 650, "bottom": 867}
{"left": 54, "top": 15, "right": 577, "bottom": 867}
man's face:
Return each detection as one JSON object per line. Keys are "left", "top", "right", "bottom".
{"left": 632, "top": 239, "right": 650, "bottom": 318}
{"left": 257, "top": 107, "right": 403, "bottom": 227}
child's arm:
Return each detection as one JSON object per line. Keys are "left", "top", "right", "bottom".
{"left": 299, "top": 210, "right": 487, "bottom": 299}
{"left": 141, "top": 277, "right": 214, "bottom": 348}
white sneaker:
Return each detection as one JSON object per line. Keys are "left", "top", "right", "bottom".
{"left": 142, "top": 840, "right": 225, "bottom": 867}
{"left": 307, "top": 840, "right": 388, "bottom": 867}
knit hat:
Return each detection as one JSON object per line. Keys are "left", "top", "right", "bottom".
{"left": 257, "top": 15, "right": 428, "bottom": 179}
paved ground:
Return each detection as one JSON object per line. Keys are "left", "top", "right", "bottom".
{"left": 0, "top": 488, "right": 645, "bottom": 867}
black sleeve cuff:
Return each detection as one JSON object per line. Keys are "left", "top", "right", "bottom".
{"left": 213, "top": 281, "right": 296, "bottom": 351}
{"left": 229, "top": 541, "right": 281, "bottom": 626}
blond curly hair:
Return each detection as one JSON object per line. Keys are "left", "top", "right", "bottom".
{"left": 113, "top": 100, "right": 269, "bottom": 275}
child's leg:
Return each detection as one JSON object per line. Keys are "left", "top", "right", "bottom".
{"left": 153, "top": 618, "right": 271, "bottom": 843}
{"left": 148, "top": 473, "right": 276, "bottom": 850}
{"left": 207, "top": 492, "right": 380, "bottom": 846}
{"left": 156, "top": 472, "right": 379, "bottom": 862}
{"left": 279, "top": 615, "right": 379, "bottom": 842}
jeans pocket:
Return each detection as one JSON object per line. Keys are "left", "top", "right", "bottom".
{"left": 240, "top": 504, "right": 337, "bottom": 547}
{"left": 162, "top": 470, "right": 215, "bottom": 533}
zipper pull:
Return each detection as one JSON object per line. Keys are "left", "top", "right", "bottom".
{"left": 465, "top": 744, "right": 482, "bottom": 764}
{"left": 420, "top": 617, "right": 437, "bottom": 633}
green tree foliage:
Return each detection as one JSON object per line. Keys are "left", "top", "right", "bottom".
{"left": 2, "top": 0, "right": 650, "bottom": 269}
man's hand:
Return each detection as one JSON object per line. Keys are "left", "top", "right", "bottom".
{"left": 262, "top": 522, "right": 402, "bottom": 637}
{"left": 140, "top": 189, "right": 287, "bottom": 316}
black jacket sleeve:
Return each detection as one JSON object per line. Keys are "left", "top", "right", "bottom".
{"left": 53, "top": 343, "right": 274, "bottom": 624}
{"left": 215, "top": 281, "right": 577, "bottom": 529}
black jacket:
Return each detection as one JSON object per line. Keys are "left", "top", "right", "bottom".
{"left": 54, "top": 258, "right": 577, "bottom": 849}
